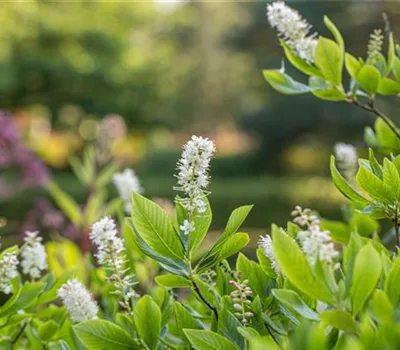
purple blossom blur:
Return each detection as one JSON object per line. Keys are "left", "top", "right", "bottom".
{"left": 0, "top": 111, "right": 50, "bottom": 198}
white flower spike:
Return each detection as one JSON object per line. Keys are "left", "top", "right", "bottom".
{"left": 266, "top": 1, "right": 317, "bottom": 63}
{"left": 58, "top": 279, "right": 99, "bottom": 322}
{"left": 21, "top": 231, "right": 47, "bottom": 279}
{"left": 0, "top": 251, "right": 19, "bottom": 294}
{"left": 175, "top": 135, "right": 215, "bottom": 235}
{"left": 113, "top": 168, "right": 143, "bottom": 213}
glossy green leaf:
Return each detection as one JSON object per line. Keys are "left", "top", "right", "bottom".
{"left": 272, "top": 225, "right": 334, "bottom": 304}
{"left": 272, "top": 289, "right": 319, "bottom": 321}
{"left": 386, "top": 33, "right": 395, "bottom": 75}
{"left": 384, "top": 255, "right": 400, "bottom": 306}
{"left": 174, "top": 302, "right": 198, "bottom": 340}
{"left": 315, "top": 37, "right": 342, "bottom": 85}
{"left": 133, "top": 295, "right": 161, "bottom": 349}
{"left": 183, "top": 329, "right": 239, "bottom": 350}
{"left": 262, "top": 70, "right": 310, "bottom": 95}
{"left": 357, "top": 65, "right": 381, "bottom": 94}
{"left": 324, "top": 16, "right": 344, "bottom": 59}
{"left": 377, "top": 77, "right": 400, "bottom": 95}
{"left": 330, "top": 156, "right": 371, "bottom": 205}
{"left": 73, "top": 319, "right": 137, "bottom": 350}
{"left": 345, "top": 53, "right": 362, "bottom": 79}
{"left": 320, "top": 309, "right": 357, "bottom": 333}
{"left": 350, "top": 244, "right": 382, "bottom": 315}
{"left": 280, "top": 40, "right": 322, "bottom": 77}
{"left": 356, "top": 164, "right": 393, "bottom": 203}
{"left": 372, "top": 289, "right": 393, "bottom": 324}
{"left": 155, "top": 274, "right": 192, "bottom": 288}
{"left": 131, "top": 192, "right": 184, "bottom": 260}
{"left": 0, "top": 282, "right": 46, "bottom": 317}
{"left": 309, "top": 76, "right": 346, "bottom": 101}
{"left": 393, "top": 56, "right": 400, "bottom": 82}
{"left": 382, "top": 158, "right": 400, "bottom": 200}
{"left": 218, "top": 307, "right": 244, "bottom": 348}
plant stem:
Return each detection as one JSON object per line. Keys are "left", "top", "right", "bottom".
{"left": 192, "top": 280, "right": 218, "bottom": 320}
{"left": 10, "top": 322, "right": 28, "bottom": 347}
{"left": 349, "top": 98, "right": 400, "bottom": 140}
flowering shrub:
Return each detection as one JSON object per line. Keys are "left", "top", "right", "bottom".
{"left": 2, "top": 2, "right": 400, "bottom": 349}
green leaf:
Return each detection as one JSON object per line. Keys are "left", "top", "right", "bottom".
{"left": 375, "top": 117, "right": 400, "bottom": 152}
{"left": 320, "top": 309, "right": 357, "bottom": 333}
{"left": 330, "top": 156, "right": 371, "bottom": 205}
{"left": 376, "top": 78, "right": 400, "bottom": 95}
{"left": 386, "top": 33, "right": 395, "bottom": 76}
{"left": 262, "top": 70, "right": 310, "bottom": 95}
{"left": 130, "top": 192, "right": 184, "bottom": 260}
{"left": 133, "top": 295, "right": 161, "bottom": 349}
{"left": 0, "top": 282, "right": 46, "bottom": 317}
{"left": 350, "top": 244, "right": 382, "bottom": 315}
{"left": 314, "top": 37, "right": 342, "bottom": 85}
{"left": 271, "top": 225, "right": 335, "bottom": 304}
{"left": 368, "top": 149, "right": 382, "bottom": 179}
{"left": 280, "top": 40, "right": 322, "bottom": 77}
{"left": 257, "top": 248, "right": 277, "bottom": 278}
{"left": 174, "top": 302, "right": 198, "bottom": 340}
{"left": 356, "top": 164, "right": 393, "bottom": 203}
{"left": 236, "top": 253, "right": 271, "bottom": 299}
{"left": 384, "top": 255, "right": 400, "bottom": 306}
{"left": 38, "top": 320, "right": 59, "bottom": 341}
{"left": 272, "top": 289, "right": 319, "bottom": 321}
{"left": 393, "top": 56, "right": 400, "bottom": 82}
{"left": 47, "top": 181, "right": 82, "bottom": 226}
{"left": 309, "top": 76, "right": 346, "bottom": 101}
{"left": 320, "top": 219, "right": 350, "bottom": 244}
{"left": 357, "top": 65, "right": 381, "bottom": 94}
{"left": 345, "top": 53, "right": 362, "bottom": 79}
{"left": 382, "top": 158, "right": 400, "bottom": 200}
{"left": 155, "top": 274, "right": 192, "bottom": 288}
{"left": 324, "top": 16, "right": 344, "bottom": 60}
{"left": 183, "top": 329, "right": 239, "bottom": 350}
{"left": 218, "top": 307, "right": 244, "bottom": 348}
{"left": 217, "top": 233, "right": 249, "bottom": 262}
{"left": 127, "top": 220, "right": 187, "bottom": 276}
{"left": 372, "top": 289, "right": 393, "bottom": 324}
{"left": 73, "top": 319, "right": 137, "bottom": 350}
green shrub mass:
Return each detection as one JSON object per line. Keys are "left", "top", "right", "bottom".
{"left": 3, "top": 3, "right": 400, "bottom": 350}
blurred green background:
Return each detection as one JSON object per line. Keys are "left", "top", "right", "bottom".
{"left": 1, "top": 0, "right": 400, "bottom": 247}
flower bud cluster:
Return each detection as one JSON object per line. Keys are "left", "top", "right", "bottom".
{"left": 229, "top": 275, "right": 254, "bottom": 326}
{"left": 292, "top": 206, "right": 339, "bottom": 267}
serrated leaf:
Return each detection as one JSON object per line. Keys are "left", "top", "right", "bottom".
{"left": 263, "top": 70, "right": 310, "bottom": 95}
{"left": 174, "top": 302, "right": 199, "bottom": 340}
{"left": 73, "top": 319, "right": 137, "bottom": 350}
{"left": 357, "top": 65, "right": 381, "bottom": 94}
{"left": 131, "top": 192, "right": 184, "bottom": 260}
{"left": 382, "top": 158, "right": 400, "bottom": 200}
{"left": 386, "top": 33, "right": 395, "bottom": 75}
{"left": 309, "top": 76, "right": 346, "bottom": 101}
{"left": 393, "top": 56, "right": 400, "bottom": 82}
{"left": 183, "top": 329, "right": 239, "bottom": 350}
{"left": 377, "top": 77, "right": 400, "bottom": 95}
{"left": 320, "top": 309, "right": 357, "bottom": 332}
{"left": 345, "top": 53, "right": 362, "bottom": 79}
{"left": 356, "top": 164, "right": 393, "bottom": 203}
{"left": 272, "top": 289, "right": 319, "bottom": 321}
{"left": 350, "top": 244, "right": 382, "bottom": 315}
{"left": 155, "top": 274, "right": 192, "bottom": 288}
{"left": 133, "top": 295, "right": 161, "bottom": 349}
{"left": 330, "top": 156, "right": 371, "bottom": 205}
{"left": 280, "top": 40, "right": 322, "bottom": 77}
{"left": 315, "top": 37, "right": 342, "bottom": 85}
{"left": 218, "top": 307, "right": 244, "bottom": 348}
{"left": 271, "top": 225, "right": 335, "bottom": 304}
